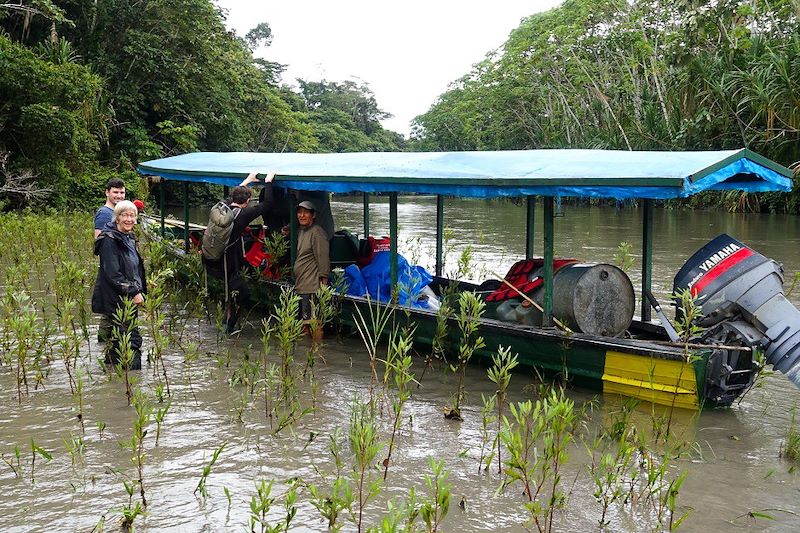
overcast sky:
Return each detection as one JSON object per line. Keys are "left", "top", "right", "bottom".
{"left": 215, "top": 0, "right": 563, "bottom": 136}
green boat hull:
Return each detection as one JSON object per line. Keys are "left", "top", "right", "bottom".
{"left": 254, "top": 280, "right": 754, "bottom": 411}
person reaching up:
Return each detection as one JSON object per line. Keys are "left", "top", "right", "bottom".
{"left": 203, "top": 171, "right": 273, "bottom": 334}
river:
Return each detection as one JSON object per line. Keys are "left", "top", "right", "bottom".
{"left": 1, "top": 199, "right": 799, "bottom": 532}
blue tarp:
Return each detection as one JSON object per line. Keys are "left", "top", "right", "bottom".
{"left": 137, "top": 148, "right": 793, "bottom": 200}
{"left": 342, "top": 252, "right": 434, "bottom": 309}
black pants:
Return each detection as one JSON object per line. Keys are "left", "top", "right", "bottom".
{"left": 106, "top": 309, "right": 142, "bottom": 370}
{"left": 299, "top": 293, "right": 315, "bottom": 323}
{"left": 206, "top": 264, "right": 250, "bottom": 333}
{"left": 225, "top": 271, "right": 250, "bottom": 332}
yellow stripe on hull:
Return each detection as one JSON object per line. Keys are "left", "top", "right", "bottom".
{"left": 602, "top": 350, "right": 700, "bottom": 410}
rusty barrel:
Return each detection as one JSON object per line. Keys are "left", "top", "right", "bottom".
{"left": 535, "top": 263, "right": 635, "bottom": 337}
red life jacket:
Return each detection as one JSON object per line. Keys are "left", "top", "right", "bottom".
{"left": 486, "top": 258, "right": 578, "bottom": 302}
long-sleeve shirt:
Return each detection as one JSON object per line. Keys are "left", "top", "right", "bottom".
{"left": 293, "top": 223, "right": 330, "bottom": 294}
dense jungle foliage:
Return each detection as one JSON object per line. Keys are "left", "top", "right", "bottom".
{"left": 0, "top": 0, "right": 403, "bottom": 211}
{"left": 411, "top": 0, "right": 800, "bottom": 213}
{"left": 1, "top": 0, "right": 799, "bottom": 213}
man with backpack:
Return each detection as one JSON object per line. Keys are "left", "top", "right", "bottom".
{"left": 202, "top": 171, "right": 273, "bottom": 334}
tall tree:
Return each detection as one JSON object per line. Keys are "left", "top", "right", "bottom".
{"left": 299, "top": 79, "right": 404, "bottom": 152}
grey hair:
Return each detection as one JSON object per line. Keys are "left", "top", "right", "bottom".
{"left": 112, "top": 200, "right": 138, "bottom": 221}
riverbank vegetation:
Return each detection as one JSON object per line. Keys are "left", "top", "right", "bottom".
{"left": 2, "top": 1, "right": 800, "bottom": 214}
{"left": 0, "top": 1, "right": 403, "bottom": 211}
{"left": 411, "top": 0, "right": 800, "bottom": 213}
{"left": 1, "top": 212, "right": 798, "bottom": 530}
{"left": 0, "top": 213, "right": 682, "bottom": 529}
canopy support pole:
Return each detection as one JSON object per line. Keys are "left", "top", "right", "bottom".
{"left": 641, "top": 199, "right": 654, "bottom": 322}
{"left": 159, "top": 181, "right": 165, "bottom": 234}
{"left": 289, "top": 195, "right": 298, "bottom": 266}
{"left": 526, "top": 195, "right": 535, "bottom": 259}
{"left": 543, "top": 197, "right": 555, "bottom": 326}
{"left": 435, "top": 195, "right": 444, "bottom": 276}
{"left": 183, "top": 182, "right": 189, "bottom": 253}
{"left": 363, "top": 192, "right": 370, "bottom": 237}
{"left": 389, "top": 192, "right": 398, "bottom": 289}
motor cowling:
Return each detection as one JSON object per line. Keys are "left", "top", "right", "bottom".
{"left": 674, "top": 234, "right": 800, "bottom": 389}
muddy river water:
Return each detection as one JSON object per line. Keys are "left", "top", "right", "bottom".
{"left": 2, "top": 199, "right": 800, "bottom": 532}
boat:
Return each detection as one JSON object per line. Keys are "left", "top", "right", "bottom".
{"left": 137, "top": 148, "right": 800, "bottom": 410}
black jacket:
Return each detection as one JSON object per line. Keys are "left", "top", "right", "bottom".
{"left": 92, "top": 224, "right": 147, "bottom": 315}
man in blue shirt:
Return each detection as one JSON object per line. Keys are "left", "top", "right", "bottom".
{"left": 94, "top": 178, "right": 126, "bottom": 341}
{"left": 94, "top": 178, "right": 126, "bottom": 238}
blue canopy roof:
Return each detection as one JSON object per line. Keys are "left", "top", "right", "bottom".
{"left": 137, "top": 148, "right": 793, "bottom": 199}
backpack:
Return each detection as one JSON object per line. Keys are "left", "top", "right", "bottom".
{"left": 201, "top": 201, "right": 240, "bottom": 261}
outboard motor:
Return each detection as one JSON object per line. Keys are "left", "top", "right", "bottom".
{"left": 674, "top": 234, "right": 800, "bottom": 398}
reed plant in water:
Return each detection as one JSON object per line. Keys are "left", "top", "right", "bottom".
{"left": 487, "top": 345, "right": 519, "bottom": 474}
{"left": 154, "top": 400, "right": 170, "bottom": 447}
{"left": 29, "top": 437, "right": 52, "bottom": 484}
{"left": 231, "top": 386, "right": 251, "bottom": 425}
{"left": 64, "top": 433, "right": 86, "bottom": 466}
{"left": 312, "top": 284, "right": 336, "bottom": 341}
{"left": 181, "top": 341, "right": 201, "bottom": 406}
{"left": 306, "top": 284, "right": 337, "bottom": 381}
{"left": 440, "top": 225, "right": 483, "bottom": 281}
{"left": 194, "top": 442, "right": 226, "bottom": 499}
{"left": 7, "top": 290, "right": 38, "bottom": 403}
{"left": 348, "top": 397, "right": 384, "bottom": 532}
{"left": 305, "top": 427, "right": 354, "bottom": 531}
{"left": 119, "top": 479, "right": 144, "bottom": 531}
{"left": 212, "top": 300, "right": 226, "bottom": 344}
{"left": 31, "top": 318, "right": 55, "bottom": 388}
{"left": 74, "top": 367, "right": 86, "bottom": 433}
{"left": 445, "top": 291, "right": 486, "bottom": 420}
{"left": 124, "top": 389, "right": 153, "bottom": 507}
{"left": 353, "top": 295, "right": 393, "bottom": 412}
{"left": 614, "top": 241, "right": 635, "bottom": 272}
{"left": 111, "top": 298, "right": 140, "bottom": 405}
{"left": 430, "top": 299, "right": 452, "bottom": 367}
{"left": 478, "top": 393, "right": 497, "bottom": 474}
{"left": 249, "top": 479, "right": 276, "bottom": 533}
{"left": 273, "top": 286, "right": 303, "bottom": 404}
{"left": 56, "top": 298, "right": 81, "bottom": 394}
{"left": 143, "top": 267, "right": 175, "bottom": 397}
{"left": 249, "top": 479, "right": 299, "bottom": 533}
{"left": 585, "top": 400, "right": 638, "bottom": 526}
{"left": 582, "top": 397, "right": 693, "bottom": 530}
{"left": 259, "top": 318, "right": 277, "bottom": 427}
{"left": 420, "top": 457, "right": 452, "bottom": 533}
{"left": 224, "top": 486, "right": 233, "bottom": 516}
{"left": 1, "top": 445, "right": 22, "bottom": 477}
{"left": 263, "top": 232, "right": 291, "bottom": 280}
{"left": 782, "top": 409, "right": 800, "bottom": 462}
{"left": 382, "top": 329, "right": 416, "bottom": 480}
{"left": 53, "top": 259, "right": 91, "bottom": 344}
{"left": 669, "top": 288, "right": 705, "bottom": 439}
{"left": 0, "top": 292, "right": 13, "bottom": 367}
{"left": 230, "top": 347, "right": 260, "bottom": 397}
{"left": 268, "top": 286, "right": 313, "bottom": 433}
{"left": 499, "top": 388, "right": 578, "bottom": 533}
{"left": 375, "top": 489, "right": 421, "bottom": 532}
